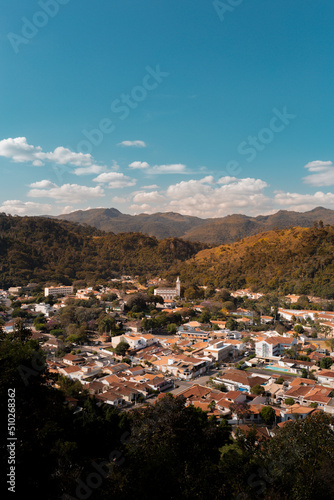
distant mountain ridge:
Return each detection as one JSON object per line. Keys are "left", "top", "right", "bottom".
{"left": 56, "top": 206, "right": 334, "bottom": 245}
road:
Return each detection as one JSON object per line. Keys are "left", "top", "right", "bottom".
{"left": 167, "top": 368, "right": 220, "bottom": 395}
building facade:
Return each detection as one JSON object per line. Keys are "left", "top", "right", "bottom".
{"left": 44, "top": 285, "right": 74, "bottom": 297}
{"left": 154, "top": 277, "right": 181, "bottom": 301}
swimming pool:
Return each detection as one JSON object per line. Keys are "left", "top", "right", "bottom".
{"left": 264, "top": 365, "right": 290, "bottom": 373}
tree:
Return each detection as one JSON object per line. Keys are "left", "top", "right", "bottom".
{"left": 230, "top": 402, "right": 252, "bottom": 423}
{"left": 166, "top": 323, "right": 177, "bottom": 334}
{"left": 105, "top": 394, "right": 230, "bottom": 499}
{"left": 115, "top": 341, "right": 130, "bottom": 356}
{"left": 208, "top": 400, "right": 216, "bottom": 413}
{"left": 250, "top": 384, "right": 265, "bottom": 396}
{"left": 315, "top": 322, "right": 332, "bottom": 338}
{"left": 319, "top": 357, "right": 334, "bottom": 369}
{"left": 294, "top": 324, "right": 304, "bottom": 334}
{"left": 225, "top": 317, "right": 238, "bottom": 331}
{"left": 260, "top": 406, "right": 276, "bottom": 425}
{"left": 260, "top": 413, "right": 334, "bottom": 499}
{"left": 199, "top": 310, "right": 211, "bottom": 324}
{"left": 98, "top": 314, "right": 116, "bottom": 335}
{"left": 284, "top": 398, "right": 295, "bottom": 406}
{"left": 325, "top": 338, "right": 334, "bottom": 352}
{"left": 13, "top": 318, "right": 32, "bottom": 342}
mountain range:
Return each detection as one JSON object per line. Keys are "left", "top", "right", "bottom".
{"left": 56, "top": 206, "right": 334, "bottom": 245}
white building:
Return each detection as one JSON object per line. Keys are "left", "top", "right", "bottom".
{"left": 255, "top": 335, "right": 297, "bottom": 358}
{"left": 44, "top": 285, "right": 73, "bottom": 297}
{"left": 203, "top": 341, "right": 233, "bottom": 362}
{"left": 34, "top": 303, "right": 54, "bottom": 317}
{"left": 154, "top": 277, "right": 181, "bottom": 301}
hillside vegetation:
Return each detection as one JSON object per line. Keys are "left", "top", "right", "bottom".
{"left": 180, "top": 224, "right": 334, "bottom": 298}
{"left": 57, "top": 206, "right": 334, "bottom": 245}
{"left": 0, "top": 214, "right": 204, "bottom": 287}
{"left": 1, "top": 214, "right": 334, "bottom": 298}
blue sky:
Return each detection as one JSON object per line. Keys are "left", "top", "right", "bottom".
{"left": 1, "top": 0, "right": 334, "bottom": 218}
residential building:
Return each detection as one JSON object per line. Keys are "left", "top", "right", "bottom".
{"left": 44, "top": 285, "right": 74, "bottom": 297}
{"left": 255, "top": 335, "right": 297, "bottom": 358}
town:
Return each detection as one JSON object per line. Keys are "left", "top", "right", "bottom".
{"left": 2, "top": 277, "right": 334, "bottom": 430}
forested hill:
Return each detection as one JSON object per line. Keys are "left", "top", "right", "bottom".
{"left": 179, "top": 224, "right": 334, "bottom": 298}
{"left": 56, "top": 206, "right": 334, "bottom": 245}
{"left": 0, "top": 214, "right": 204, "bottom": 287}
{"left": 1, "top": 214, "right": 334, "bottom": 298}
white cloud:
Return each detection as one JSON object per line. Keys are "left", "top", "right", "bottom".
{"left": 29, "top": 180, "right": 57, "bottom": 189}
{"left": 274, "top": 190, "right": 334, "bottom": 211}
{"left": 0, "top": 137, "right": 93, "bottom": 167}
{"left": 129, "top": 203, "right": 155, "bottom": 214}
{"left": 93, "top": 172, "right": 136, "bottom": 189}
{"left": 217, "top": 176, "right": 239, "bottom": 184}
{"left": 112, "top": 196, "right": 127, "bottom": 204}
{"left": 73, "top": 165, "right": 106, "bottom": 176}
{"left": 128, "top": 176, "right": 271, "bottom": 218}
{"left": 27, "top": 182, "right": 105, "bottom": 204}
{"left": 132, "top": 191, "right": 166, "bottom": 204}
{"left": 128, "top": 162, "right": 187, "bottom": 174}
{"left": 61, "top": 206, "right": 74, "bottom": 214}
{"left": 128, "top": 161, "right": 150, "bottom": 169}
{"left": 303, "top": 160, "right": 334, "bottom": 186}
{"left": 0, "top": 137, "right": 44, "bottom": 165}
{"left": 0, "top": 200, "right": 52, "bottom": 215}
{"left": 118, "top": 140, "right": 146, "bottom": 148}
{"left": 151, "top": 164, "right": 187, "bottom": 174}
{"left": 142, "top": 184, "right": 159, "bottom": 189}
{"left": 41, "top": 146, "right": 92, "bottom": 166}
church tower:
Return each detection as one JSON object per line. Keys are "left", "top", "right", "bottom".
{"left": 176, "top": 276, "right": 181, "bottom": 297}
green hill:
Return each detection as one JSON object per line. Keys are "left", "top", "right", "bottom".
{"left": 179, "top": 224, "right": 334, "bottom": 298}
{"left": 0, "top": 214, "right": 204, "bottom": 287}
{"left": 1, "top": 214, "right": 334, "bottom": 298}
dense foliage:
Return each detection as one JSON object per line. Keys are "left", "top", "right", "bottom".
{"left": 1, "top": 215, "right": 334, "bottom": 298}
{"left": 1, "top": 331, "right": 334, "bottom": 499}
{"left": 0, "top": 214, "right": 204, "bottom": 287}
{"left": 179, "top": 225, "right": 334, "bottom": 298}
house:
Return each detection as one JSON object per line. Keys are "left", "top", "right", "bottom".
{"left": 317, "top": 370, "right": 334, "bottom": 388}
{"left": 217, "top": 369, "right": 269, "bottom": 392}
{"left": 281, "top": 405, "right": 316, "bottom": 422}
{"left": 154, "top": 354, "right": 208, "bottom": 380}
{"left": 277, "top": 358, "right": 318, "bottom": 375}
{"left": 178, "top": 325, "right": 209, "bottom": 341}
{"left": 236, "top": 317, "right": 253, "bottom": 326}
{"left": 223, "top": 339, "right": 247, "bottom": 355}
{"left": 62, "top": 354, "right": 85, "bottom": 366}
{"left": 103, "top": 363, "right": 131, "bottom": 375}
{"left": 80, "top": 362, "right": 103, "bottom": 378}
{"left": 58, "top": 365, "right": 83, "bottom": 380}
{"left": 84, "top": 381, "right": 106, "bottom": 395}
{"left": 178, "top": 383, "right": 212, "bottom": 400}
{"left": 203, "top": 341, "right": 233, "bottom": 362}
{"left": 255, "top": 335, "right": 297, "bottom": 358}
{"left": 111, "top": 333, "right": 157, "bottom": 350}
{"left": 261, "top": 316, "right": 274, "bottom": 324}
{"left": 125, "top": 366, "right": 145, "bottom": 377}
{"left": 34, "top": 303, "right": 54, "bottom": 317}
{"left": 95, "top": 390, "right": 124, "bottom": 406}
